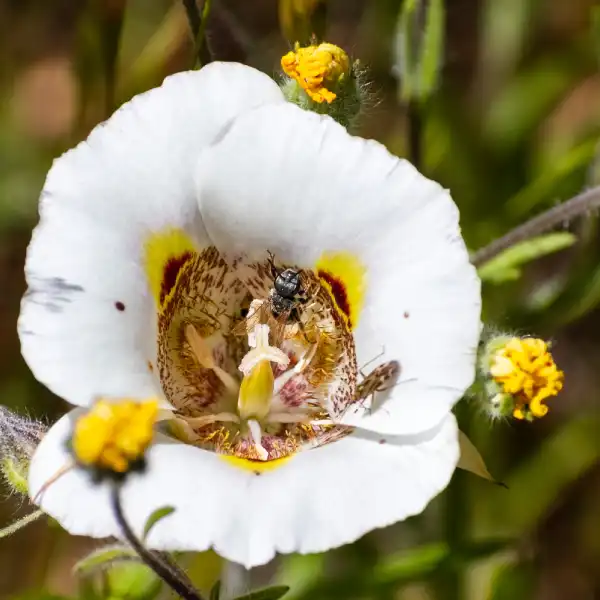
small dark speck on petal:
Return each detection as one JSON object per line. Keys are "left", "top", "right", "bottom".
{"left": 115, "top": 301, "right": 126, "bottom": 311}
{"left": 379, "top": 439, "right": 386, "bottom": 445}
{"left": 403, "top": 311, "right": 410, "bottom": 319}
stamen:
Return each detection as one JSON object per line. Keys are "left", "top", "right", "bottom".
{"left": 268, "top": 411, "right": 321, "bottom": 424}
{"left": 184, "top": 412, "right": 240, "bottom": 426}
{"left": 185, "top": 324, "right": 239, "bottom": 393}
{"left": 247, "top": 419, "right": 268, "bottom": 461}
{"left": 273, "top": 342, "right": 318, "bottom": 394}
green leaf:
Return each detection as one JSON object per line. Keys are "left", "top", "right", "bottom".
{"left": 457, "top": 431, "right": 504, "bottom": 486}
{"left": 210, "top": 581, "right": 221, "bottom": 600}
{"left": 9, "top": 594, "right": 71, "bottom": 600}
{"left": 374, "top": 543, "right": 449, "bottom": 585}
{"left": 395, "top": 0, "right": 445, "bottom": 102}
{"left": 477, "top": 232, "right": 577, "bottom": 283}
{"left": 106, "top": 562, "right": 161, "bottom": 600}
{"left": 478, "top": 415, "right": 600, "bottom": 537}
{"left": 276, "top": 553, "right": 326, "bottom": 599}
{"left": 505, "top": 139, "right": 598, "bottom": 217}
{"left": 74, "top": 545, "right": 141, "bottom": 576}
{"left": 488, "top": 561, "right": 536, "bottom": 600}
{"left": 591, "top": 6, "right": 600, "bottom": 66}
{"left": 557, "top": 260, "right": 600, "bottom": 323}
{"left": 142, "top": 505, "right": 175, "bottom": 541}
{"left": 419, "top": 0, "right": 445, "bottom": 99}
{"left": 233, "top": 586, "right": 290, "bottom": 600}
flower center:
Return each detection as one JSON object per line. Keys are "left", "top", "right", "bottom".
{"left": 489, "top": 337, "right": 564, "bottom": 420}
{"left": 154, "top": 248, "right": 359, "bottom": 462}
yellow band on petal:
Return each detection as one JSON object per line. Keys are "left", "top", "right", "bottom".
{"left": 144, "top": 228, "right": 197, "bottom": 308}
{"left": 316, "top": 251, "right": 366, "bottom": 330}
{"left": 221, "top": 454, "right": 292, "bottom": 474}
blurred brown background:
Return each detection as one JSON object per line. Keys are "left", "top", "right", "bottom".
{"left": 1, "top": 1, "right": 600, "bottom": 599}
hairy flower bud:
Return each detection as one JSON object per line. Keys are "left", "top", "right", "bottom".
{"left": 477, "top": 335, "right": 564, "bottom": 421}
{"left": 280, "top": 42, "right": 370, "bottom": 130}
{"left": 0, "top": 406, "right": 46, "bottom": 495}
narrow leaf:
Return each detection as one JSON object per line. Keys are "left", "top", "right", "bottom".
{"left": 457, "top": 431, "right": 504, "bottom": 486}
{"left": 479, "top": 415, "right": 600, "bottom": 537}
{"left": 488, "top": 561, "right": 536, "bottom": 600}
{"left": 419, "top": 0, "right": 445, "bottom": 99}
{"left": 210, "top": 581, "right": 221, "bottom": 600}
{"left": 478, "top": 232, "right": 577, "bottom": 283}
{"left": 374, "top": 543, "right": 449, "bottom": 585}
{"left": 143, "top": 505, "right": 175, "bottom": 541}
{"left": 234, "top": 586, "right": 290, "bottom": 600}
{"left": 74, "top": 545, "right": 140, "bottom": 575}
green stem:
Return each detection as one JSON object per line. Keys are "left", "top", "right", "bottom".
{"left": 407, "top": 100, "right": 423, "bottom": 171}
{"left": 196, "top": 0, "right": 213, "bottom": 67}
{"left": 181, "top": 0, "right": 213, "bottom": 68}
{"left": 220, "top": 560, "right": 250, "bottom": 600}
{"left": 110, "top": 485, "right": 205, "bottom": 600}
{"left": 0, "top": 509, "right": 44, "bottom": 538}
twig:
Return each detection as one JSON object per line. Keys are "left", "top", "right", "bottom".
{"left": 470, "top": 186, "right": 600, "bottom": 268}
{"left": 110, "top": 485, "right": 205, "bottom": 600}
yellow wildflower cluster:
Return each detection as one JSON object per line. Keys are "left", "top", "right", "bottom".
{"left": 490, "top": 337, "right": 564, "bottom": 420}
{"left": 281, "top": 42, "right": 349, "bottom": 103}
{"left": 72, "top": 399, "right": 158, "bottom": 473}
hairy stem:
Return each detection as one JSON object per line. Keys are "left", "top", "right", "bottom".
{"left": 407, "top": 101, "right": 422, "bottom": 171}
{"left": 110, "top": 485, "right": 204, "bottom": 600}
{"left": 0, "top": 509, "right": 44, "bottom": 538}
{"left": 220, "top": 560, "right": 250, "bottom": 600}
{"left": 471, "top": 186, "right": 600, "bottom": 267}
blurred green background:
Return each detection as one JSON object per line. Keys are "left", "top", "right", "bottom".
{"left": 1, "top": 0, "right": 600, "bottom": 599}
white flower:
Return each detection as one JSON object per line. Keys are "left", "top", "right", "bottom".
{"left": 20, "top": 62, "right": 481, "bottom": 568}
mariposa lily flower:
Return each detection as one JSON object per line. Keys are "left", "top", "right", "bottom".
{"left": 20, "top": 61, "right": 481, "bottom": 568}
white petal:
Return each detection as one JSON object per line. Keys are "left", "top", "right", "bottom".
{"left": 196, "top": 104, "right": 481, "bottom": 434}
{"left": 31, "top": 411, "right": 458, "bottom": 568}
{"left": 19, "top": 63, "right": 283, "bottom": 407}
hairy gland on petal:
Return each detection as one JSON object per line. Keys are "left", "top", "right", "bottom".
{"left": 72, "top": 399, "right": 158, "bottom": 473}
{"left": 281, "top": 42, "right": 350, "bottom": 104}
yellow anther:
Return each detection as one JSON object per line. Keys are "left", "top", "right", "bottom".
{"left": 281, "top": 42, "right": 350, "bottom": 103}
{"left": 238, "top": 360, "right": 275, "bottom": 421}
{"left": 72, "top": 399, "right": 158, "bottom": 473}
{"left": 489, "top": 337, "right": 564, "bottom": 420}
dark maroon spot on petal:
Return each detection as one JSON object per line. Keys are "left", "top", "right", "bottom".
{"left": 161, "top": 252, "right": 193, "bottom": 304}
{"left": 403, "top": 311, "right": 410, "bottom": 319}
{"left": 115, "top": 301, "right": 126, "bottom": 311}
{"left": 379, "top": 439, "right": 386, "bottom": 444}
{"left": 318, "top": 269, "right": 352, "bottom": 327}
